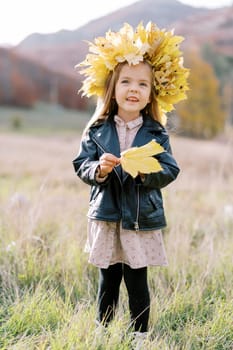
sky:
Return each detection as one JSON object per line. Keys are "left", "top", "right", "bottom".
{"left": 0, "top": 0, "right": 232, "bottom": 46}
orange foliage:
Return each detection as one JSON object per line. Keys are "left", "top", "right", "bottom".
{"left": 0, "top": 48, "right": 87, "bottom": 110}
{"left": 176, "top": 51, "right": 226, "bottom": 139}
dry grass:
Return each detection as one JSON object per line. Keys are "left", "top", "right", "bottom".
{"left": 0, "top": 130, "right": 233, "bottom": 349}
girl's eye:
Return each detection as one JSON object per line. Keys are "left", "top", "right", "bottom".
{"left": 119, "top": 79, "right": 149, "bottom": 87}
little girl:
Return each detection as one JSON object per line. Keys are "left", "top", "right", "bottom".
{"left": 72, "top": 22, "right": 189, "bottom": 335}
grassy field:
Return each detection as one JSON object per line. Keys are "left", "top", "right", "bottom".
{"left": 0, "top": 107, "right": 233, "bottom": 349}
{"left": 0, "top": 103, "right": 90, "bottom": 135}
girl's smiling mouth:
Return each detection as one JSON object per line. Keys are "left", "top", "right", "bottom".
{"left": 127, "top": 96, "right": 139, "bottom": 102}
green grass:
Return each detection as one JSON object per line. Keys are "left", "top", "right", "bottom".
{"left": 0, "top": 124, "right": 232, "bottom": 349}
{"left": 0, "top": 102, "right": 91, "bottom": 135}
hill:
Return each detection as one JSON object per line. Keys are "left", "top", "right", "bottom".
{"left": 1, "top": 0, "right": 232, "bottom": 109}
{"left": 14, "top": 0, "right": 209, "bottom": 76}
{"left": 174, "top": 5, "right": 233, "bottom": 56}
{"left": 0, "top": 48, "right": 85, "bottom": 109}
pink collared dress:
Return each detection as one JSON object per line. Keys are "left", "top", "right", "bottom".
{"left": 84, "top": 115, "right": 168, "bottom": 269}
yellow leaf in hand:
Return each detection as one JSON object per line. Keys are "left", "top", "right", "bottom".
{"left": 120, "top": 140, "right": 164, "bottom": 178}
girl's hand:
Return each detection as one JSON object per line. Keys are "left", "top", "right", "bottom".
{"left": 99, "top": 153, "right": 120, "bottom": 177}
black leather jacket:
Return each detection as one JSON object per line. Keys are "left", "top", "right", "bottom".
{"left": 72, "top": 114, "right": 180, "bottom": 231}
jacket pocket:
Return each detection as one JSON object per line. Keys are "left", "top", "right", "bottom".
{"left": 90, "top": 187, "right": 101, "bottom": 204}
{"left": 149, "top": 192, "right": 162, "bottom": 210}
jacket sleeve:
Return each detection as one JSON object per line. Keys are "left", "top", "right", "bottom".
{"left": 141, "top": 133, "right": 180, "bottom": 189}
{"left": 72, "top": 133, "right": 110, "bottom": 186}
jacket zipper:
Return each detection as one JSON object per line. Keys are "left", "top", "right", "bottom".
{"left": 94, "top": 135, "right": 138, "bottom": 229}
{"left": 134, "top": 185, "right": 140, "bottom": 231}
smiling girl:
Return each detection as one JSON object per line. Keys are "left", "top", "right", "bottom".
{"left": 72, "top": 22, "right": 189, "bottom": 341}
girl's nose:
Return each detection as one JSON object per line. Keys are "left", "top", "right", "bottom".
{"left": 129, "top": 86, "right": 137, "bottom": 92}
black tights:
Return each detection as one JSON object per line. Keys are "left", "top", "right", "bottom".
{"left": 97, "top": 263, "right": 150, "bottom": 332}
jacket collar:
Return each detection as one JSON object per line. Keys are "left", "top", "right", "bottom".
{"left": 90, "top": 115, "right": 164, "bottom": 182}
{"left": 91, "top": 115, "right": 163, "bottom": 147}
{"left": 91, "top": 117, "right": 121, "bottom": 156}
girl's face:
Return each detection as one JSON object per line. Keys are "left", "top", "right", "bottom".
{"left": 114, "top": 62, "right": 152, "bottom": 121}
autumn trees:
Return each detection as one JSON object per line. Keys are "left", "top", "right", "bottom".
{"left": 0, "top": 48, "right": 86, "bottom": 110}
{"left": 175, "top": 49, "right": 230, "bottom": 139}
{"left": 0, "top": 47, "right": 232, "bottom": 140}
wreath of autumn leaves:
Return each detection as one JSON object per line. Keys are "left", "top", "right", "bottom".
{"left": 76, "top": 21, "right": 189, "bottom": 123}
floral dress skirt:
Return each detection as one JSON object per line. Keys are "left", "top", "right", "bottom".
{"left": 84, "top": 219, "right": 168, "bottom": 269}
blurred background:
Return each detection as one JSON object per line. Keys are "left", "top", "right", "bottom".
{"left": 0, "top": 0, "right": 233, "bottom": 138}
{"left": 0, "top": 1, "right": 233, "bottom": 348}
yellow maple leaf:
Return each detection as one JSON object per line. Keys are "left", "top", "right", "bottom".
{"left": 120, "top": 140, "right": 164, "bottom": 178}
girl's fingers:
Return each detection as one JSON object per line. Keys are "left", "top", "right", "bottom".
{"left": 100, "top": 154, "right": 120, "bottom": 166}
